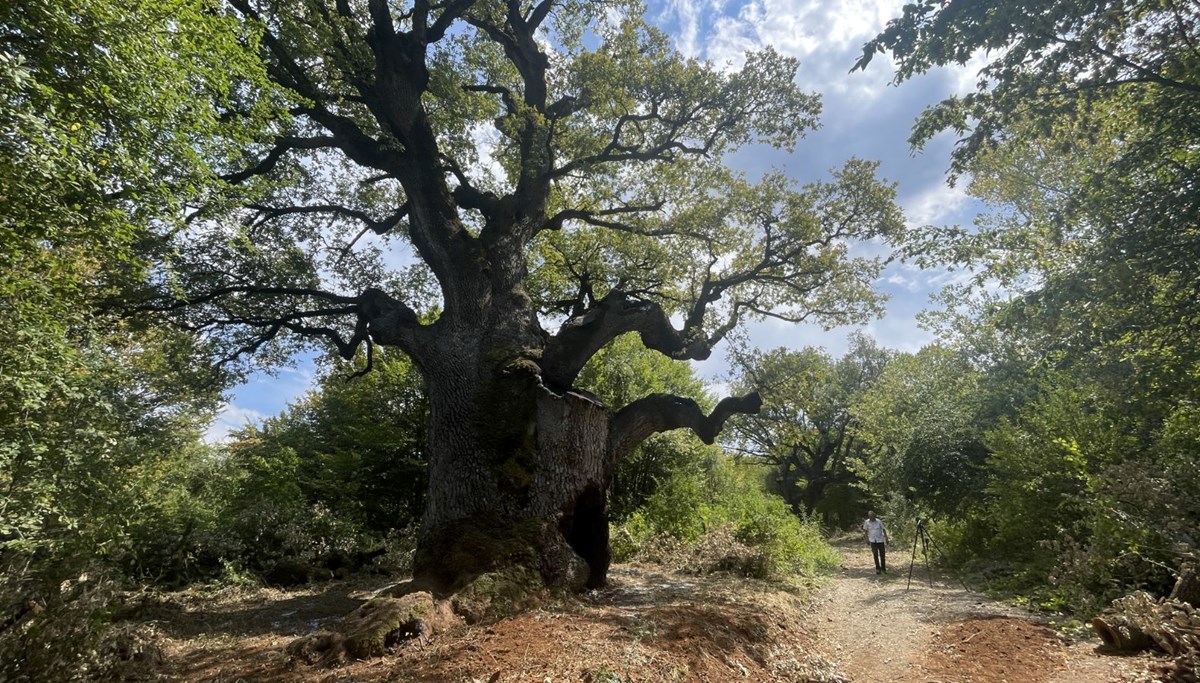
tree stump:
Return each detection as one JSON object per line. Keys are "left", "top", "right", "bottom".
{"left": 1171, "top": 563, "right": 1200, "bottom": 609}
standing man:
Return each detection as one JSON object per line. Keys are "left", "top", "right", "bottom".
{"left": 862, "top": 510, "right": 889, "bottom": 574}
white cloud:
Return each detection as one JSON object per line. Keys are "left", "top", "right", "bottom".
{"left": 885, "top": 273, "right": 917, "bottom": 291}
{"left": 702, "top": 0, "right": 895, "bottom": 63}
{"left": 662, "top": 0, "right": 705, "bottom": 57}
{"left": 663, "top": 0, "right": 983, "bottom": 124}
{"left": 380, "top": 238, "right": 419, "bottom": 273}
{"left": 204, "top": 403, "right": 267, "bottom": 444}
{"left": 697, "top": 0, "right": 903, "bottom": 88}
{"left": 923, "top": 265, "right": 976, "bottom": 290}
{"left": 704, "top": 15, "right": 760, "bottom": 69}
{"left": 902, "top": 174, "right": 972, "bottom": 228}
{"left": 638, "top": 2, "right": 990, "bottom": 370}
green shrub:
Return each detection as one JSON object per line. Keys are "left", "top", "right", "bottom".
{"left": 730, "top": 486, "right": 839, "bottom": 578}
{"left": 612, "top": 451, "right": 838, "bottom": 579}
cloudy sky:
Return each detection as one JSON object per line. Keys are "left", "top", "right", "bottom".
{"left": 206, "top": 0, "right": 986, "bottom": 442}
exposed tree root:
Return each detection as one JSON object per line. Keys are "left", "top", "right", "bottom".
{"left": 286, "top": 589, "right": 459, "bottom": 666}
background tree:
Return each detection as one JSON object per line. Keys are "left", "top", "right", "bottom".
{"left": 854, "top": 344, "right": 989, "bottom": 518}
{"left": 236, "top": 350, "right": 430, "bottom": 537}
{"left": 127, "top": 0, "right": 908, "bottom": 596}
{"left": 1, "top": 0, "right": 278, "bottom": 561}
{"left": 725, "top": 333, "right": 892, "bottom": 524}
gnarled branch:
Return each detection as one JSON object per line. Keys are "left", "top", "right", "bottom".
{"left": 131, "top": 285, "right": 359, "bottom": 313}
{"left": 132, "top": 284, "right": 425, "bottom": 368}
{"left": 246, "top": 202, "right": 408, "bottom": 236}
{"left": 542, "top": 201, "right": 665, "bottom": 234}
{"left": 358, "top": 286, "right": 422, "bottom": 350}
{"left": 607, "top": 392, "right": 763, "bottom": 464}
{"left": 541, "top": 291, "right": 721, "bottom": 392}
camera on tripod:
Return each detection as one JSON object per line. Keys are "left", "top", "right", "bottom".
{"left": 906, "top": 517, "right": 968, "bottom": 592}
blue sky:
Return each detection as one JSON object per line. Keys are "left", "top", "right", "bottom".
{"left": 205, "top": 0, "right": 986, "bottom": 441}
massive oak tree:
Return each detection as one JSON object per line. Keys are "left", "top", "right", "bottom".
{"left": 133, "top": 0, "right": 906, "bottom": 594}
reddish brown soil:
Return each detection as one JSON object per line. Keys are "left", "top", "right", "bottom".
{"left": 916, "top": 616, "right": 1066, "bottom": 682}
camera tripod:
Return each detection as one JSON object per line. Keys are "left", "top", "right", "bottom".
{"left": 906, "top": 519, "right": 967, "bottom": 592}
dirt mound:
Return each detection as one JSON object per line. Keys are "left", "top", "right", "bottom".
{"left": 916, "top": 616, "right": 1065, "bottom": 682}
{"left": 395, "top": 599, "right": 813, "bottom": 682}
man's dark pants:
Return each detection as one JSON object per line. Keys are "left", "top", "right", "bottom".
{"left": 870, "top": 541, "right": 887, "bottom": 573}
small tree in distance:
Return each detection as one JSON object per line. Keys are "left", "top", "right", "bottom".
{"left": 131, "top": 0, "right": 907, "bottom": 597}
{"left": 725, "top": 333, "right": 892, "bottom": 520}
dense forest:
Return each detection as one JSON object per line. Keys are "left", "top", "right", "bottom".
{"left": 2, "top": 0, "right": 1197, "bottom": 679}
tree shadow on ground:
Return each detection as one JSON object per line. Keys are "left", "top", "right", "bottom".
{"left": 129, "top": 579, "right": 375, "bottom": 640}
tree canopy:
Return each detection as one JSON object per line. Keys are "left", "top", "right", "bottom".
{"left": 123, "top": 0, "right": 906, "bottom": 376}
{"left": 856, "top": 0, "right": 1199, "bottom": 379}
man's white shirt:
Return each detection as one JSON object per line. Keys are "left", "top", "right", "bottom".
{"left": 863, "top": 518, "right": 886, "bottom": 543}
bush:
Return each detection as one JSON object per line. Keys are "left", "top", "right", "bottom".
{"left": 729, "top": 486, "right": 840, "bottom": 578}
{"left": 924, "top": 379, "right": 1197, "bottom": 615}
{"left": 612, "top": 450, "right": 838, "bottom": 579}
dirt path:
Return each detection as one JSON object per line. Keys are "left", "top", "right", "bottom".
{"left": 811, "top": 535, "right": 1154, "bottom": 682}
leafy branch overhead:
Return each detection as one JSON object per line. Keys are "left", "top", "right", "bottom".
{"left": 855, "top": 0, "right": 1199, "bottom": 385}
{"left": 854, "top": 0, "right": 1200, "bottom": 175}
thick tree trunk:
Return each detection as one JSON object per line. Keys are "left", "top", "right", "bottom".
{"left": 801, "top": 483, "right": 821, "bottom": 517}
{"left": 777, "top": 467, "right": 804, "bottom": 517}
{"left": 530, "top": 387, "right": 612, "bottom": 588}
{"left": 396, "top": 248, "right": 759, "bottom": 609}
{"left": 412, "top": 365, "right": 614, "bottom": 598}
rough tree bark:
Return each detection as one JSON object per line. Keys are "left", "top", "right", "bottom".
{"left": 411, "top": 365, "right": 615, "bottom": 593}
{"left": 406, "top": 334, "right": 760, "bottom": 594}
